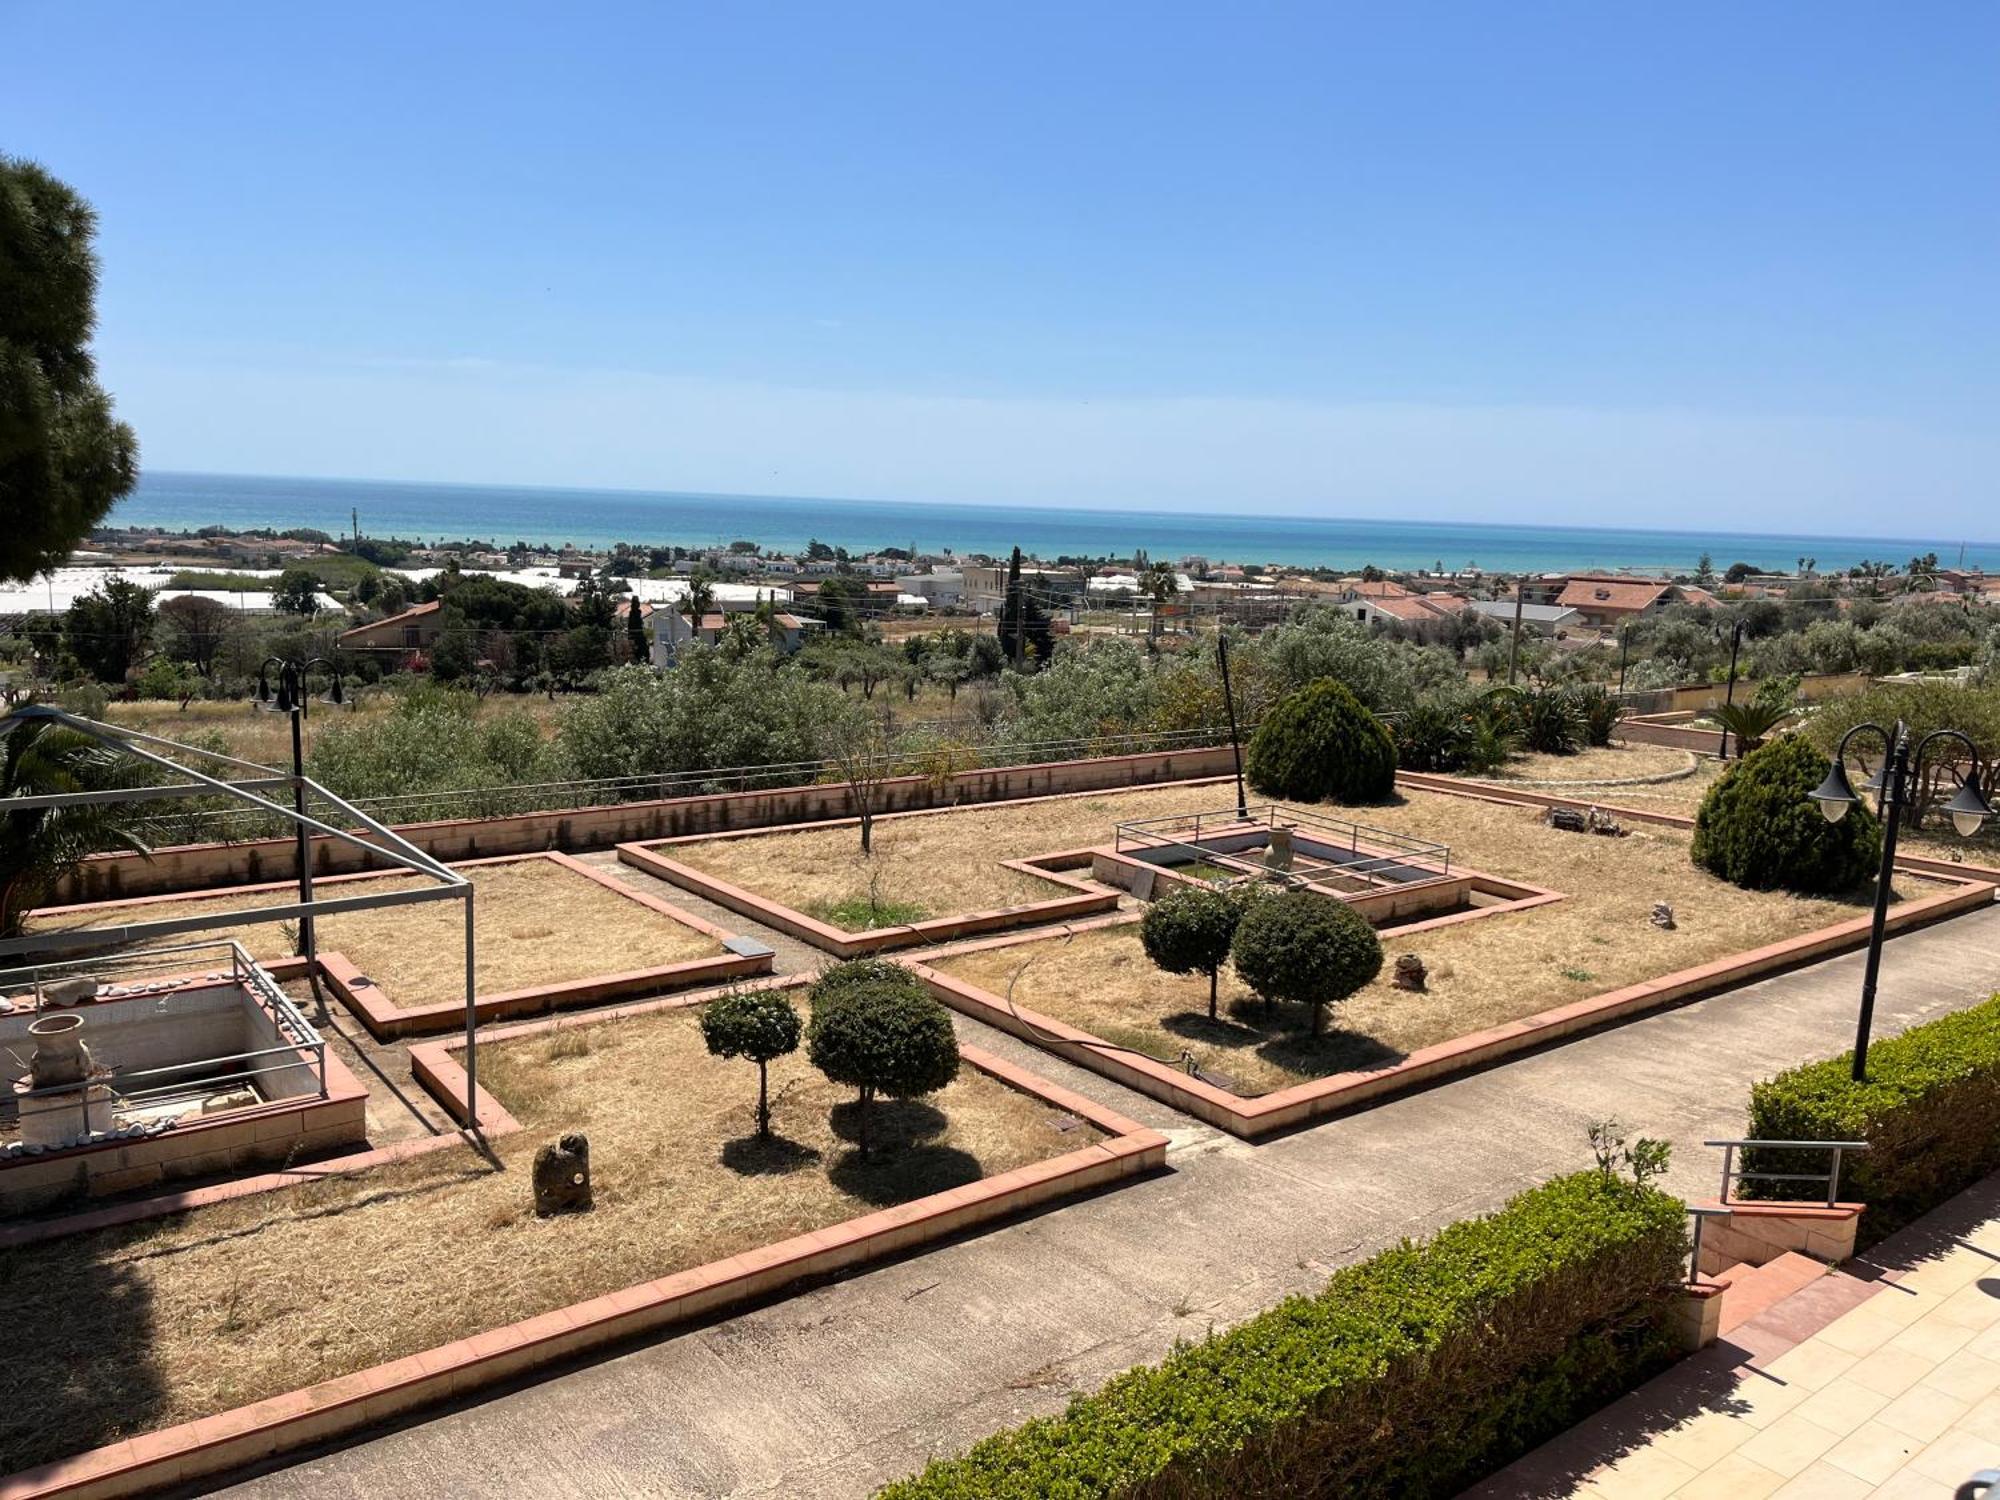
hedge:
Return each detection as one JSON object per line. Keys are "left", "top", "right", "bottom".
{"left": 1746, "top": 991, "right": 2000, "bottom": 1245}
{"left": 879, "top": 1172, "right": 1687, "bottom": 1500}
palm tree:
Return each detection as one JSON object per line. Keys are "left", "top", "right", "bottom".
{"left": 1703, "top": 701, "right": 1795, "bottom": 757}
{"left": 0, "top": 719, "right": 151, "bottom": 938}
{"left": 1142, "top": 561, "right": 1179, "bottom": 643}
{"left": 678, "top": 573, "right": 718, "bottom": 653}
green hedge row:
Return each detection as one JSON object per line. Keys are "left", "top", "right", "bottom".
{"left": 879, "top": 1173, "right": 1687, "bottom": 1500}
{"left": 1747, "top": 991, "right": 2000, "bottom": 1244}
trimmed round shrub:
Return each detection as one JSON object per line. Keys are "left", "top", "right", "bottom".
{"left": 1140, "top": 883, "right": 1245, "bottom": 1019}
{"left": 1245, "top": 679, "right": 1396, "bottom": 804}
{"left": 807, "top": 961, "right": 960, "bottom": 1154}
{"left": 699, "top": 987, "right": 802, "bottom": 1138}
{"left": 1690, "top": 735, "right": 1882, "bottom": 895}
{"left": 1229, "top": 889, "right": 1384, "bottom": 1034}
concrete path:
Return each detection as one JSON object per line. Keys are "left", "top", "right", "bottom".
{"left": 210, "top": 901, "right": 2000, "bottom": 1500}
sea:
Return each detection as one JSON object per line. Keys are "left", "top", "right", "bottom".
{"left": 110, "top": 470, "right": 1998, "bottom": 576}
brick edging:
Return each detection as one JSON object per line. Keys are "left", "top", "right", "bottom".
{"left": 0, "top": 986, "right": 1166, "bottom": 1500}
{"left": 912, "top": 871, "right": 1997, "bottom": 1140}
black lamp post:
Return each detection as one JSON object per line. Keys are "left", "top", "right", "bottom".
{"left": 1809, "top": 722, "right": 1992, "bottom": 1080}
{"left": 256, "top": 657, "right": 346, "bottom": 1013}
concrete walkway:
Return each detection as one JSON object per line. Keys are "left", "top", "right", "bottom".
{"left": 210, "top": 901, "right": 2000, "bottom": 1499}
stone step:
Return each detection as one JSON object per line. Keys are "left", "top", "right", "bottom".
{"left": 1717, "top": 1250, "right": 1827, "bottom": 1334}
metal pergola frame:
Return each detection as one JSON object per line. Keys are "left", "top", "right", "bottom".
{"left": 0, "top": 704, "right": 483, "bottom": 1128}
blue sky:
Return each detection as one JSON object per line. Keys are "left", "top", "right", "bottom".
{"left": 7, "top": 1, "right": 1996, "bottom": 534}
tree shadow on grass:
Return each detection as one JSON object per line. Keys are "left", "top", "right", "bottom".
{"left": 828, "top": 1143, "right": 984, "bottom": 1207}
{"left": 828, "top": 1097, "right": 947, "bottom": 1149}
{"left": 719, "top": 1133, "right": 822, "bottom": 1177}
{"left": 1160, "top": 1010, "right": 1265, "bottom": 1048}
{"left": 1258, "top": 1026, "right": 1404, "bottom": 1077}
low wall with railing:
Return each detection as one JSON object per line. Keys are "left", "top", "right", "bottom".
{"left": 57, "top": 744, "right": 1241, "bottom": 902}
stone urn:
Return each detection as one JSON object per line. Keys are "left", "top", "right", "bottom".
{"left": 533, "top": 1133, "right": 593, "bottom": 1217}
{"left": 27, "top": 1012, "right": 92, "bottom": 1088}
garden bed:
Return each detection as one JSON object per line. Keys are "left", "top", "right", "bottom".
{"left": 0, "top": 982, "right": 1162, "bottom": 1494}
{"left": 619, "top": 781, "right": 1253, "bottom": 955}
{"left": 29, "top": 853, "right": 770, "bottom": 1036}
{"left": 917, "top": 783, "right": 1997, "bottom": 1137}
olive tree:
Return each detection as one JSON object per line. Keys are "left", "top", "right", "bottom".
{"left": 1139, "top": 883, "right": 1244, "bottom": 1019}
{"left": 806, "top": 960, "right": 959, "bottom": 1156}
{"left": 699, "top": 987, "right": 802, "bottom": 1138}
{"left": 1229, "top": 889, "right": 1384, "bottom": 1035}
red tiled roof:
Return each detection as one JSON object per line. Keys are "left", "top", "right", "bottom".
{"left": 1555, "top": 578, "right": 1671, "bottom": 613}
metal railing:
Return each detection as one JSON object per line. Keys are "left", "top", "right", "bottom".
{"left": 1114, "top": 803, "right": 1451, "bottom": 884}
{"left": 1707, "top": 1138, "right": 1870, "bottom": 1208}
{"left": 129, "top": 723, "right": 1245, "bottom": 844}
{"left": 1686, "top": 1204, "right": 1733, "bottom": 1284}
{"left": 1, "top": 939, "right": 329, "bottom": 1143}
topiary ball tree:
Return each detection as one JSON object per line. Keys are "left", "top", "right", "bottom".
{"left": 1691, "top": 735, "right": 1882, "bottom": 896}
{"left": 807, "top": 960, "right": 960, "bottom": 1156}
{"left": 699, "top": 987, "right": 802, "bottom": 1138}
{"left": 1229, "top": 889, "right": 1384, "bottom": 1035}
{"left": 1245, "top": 679, "right": 1397, "bottom": 804}
{"left": 1141, "top": 883, "right": 1244, "bottom": 1020}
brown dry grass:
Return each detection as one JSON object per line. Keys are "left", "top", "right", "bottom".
{"left": 0, "top": 1002, "right": 1096, "bottom": 1473}
{"left": 31, "top": 860, "right": 723, "bottom": 1010}
{"left": 100, "top": 694, "right": 568, "bottom": 770}
{"left": 935, "top": 787, "right": 1893, "bottom": 1096}
{"left": 1478, "top": 742, "right": 1697, "bottom": 785}
{"left": 668, "top": 781, "right": 1244, "bottom": 927}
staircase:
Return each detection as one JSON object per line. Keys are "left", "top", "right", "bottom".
{"left": 1702, "top": 1251, "right": 1829, "bottom": 1334}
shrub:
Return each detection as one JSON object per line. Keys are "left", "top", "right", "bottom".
{"left": 1746, "top": 992, "right": 2000, "bottom": 1243}
{"left": 1690, "top": 735, "right": 1881, "bottom": 895}
{"left": 1392, "top": 698, "right": 1473, "bottom": 773}
{"left": 699, "top": 988, "right": 803, "bottom": 1138}
{"left": 807, "top": 961, "right": 960, "bottom": 1155}
{"left": 880, "top": 1171, "right": 1687, "bottom": 1500}
{"left": 1245, "top": 679, "right": 1396, "bottom": 804}
{"left": 1140, "top": 884, "right": 1244, "bottom": 1019}
{"left": 1229, "top": 889, "right": 1384, "bottom": 1034}
{"left": 1514, "top": 684, "right": 1586, "bottom": 756}
{"left": 1571, "top": 684, "right": 1623, "bottom": 748}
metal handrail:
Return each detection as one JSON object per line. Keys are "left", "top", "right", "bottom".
{"left": 1686, "top": 1204, "right": 1733, "bottom": 1284}
{"left": 1115, "top": 803, "right": 1452, "bottom": 882}
{"left": 1706, "top": 1138, "right": 1869, "bottom": 1208}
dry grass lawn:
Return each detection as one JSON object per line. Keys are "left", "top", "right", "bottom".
{"left": 101, "top": 694, "right": 568, "bottom": 769}
{"left": 0, "top": 1002, "right": 1096, "bottom": 1473}
{"left": 668, "top": 781, "right": 1245, "bottom": 927}
{"left": 935, "top": 786, "right": 1896, "bottom": 1096}
{"left": 31, "top": 859, "right": 724, "bottom": 1010}
{"left": 1477, "top": 742, "right": 1697, "bottom": 785}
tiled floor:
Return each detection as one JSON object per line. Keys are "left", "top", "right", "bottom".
{"left": 1476, "top": 1174, "right": 2000, "bottom": 1498}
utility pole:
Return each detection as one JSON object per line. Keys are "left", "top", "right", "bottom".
{"left": 1506, "top": 578, "right": 1526, "bottom": 684}
{"left": 1217, "top": 633, "right": 1248, "bottom": 820}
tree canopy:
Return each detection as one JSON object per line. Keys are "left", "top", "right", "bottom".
{"left": 1, "top": 156, "right": 138, "bottom": 584}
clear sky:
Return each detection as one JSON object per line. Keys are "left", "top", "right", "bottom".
{"left": 7, "top": 2, "right": 1996, "bottom": 535}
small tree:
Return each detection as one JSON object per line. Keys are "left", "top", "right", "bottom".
{"left": 1245, "top": 679, "right": 1397, "bottom": 804}
{"left": 1229, "top": 890, "right": 1384, "bottom": 1035}
{"left": 699, "top": 987, "right": 802, "bottom": 1138}
{"left": 823, "top": 699, "right": 893, "bottom": 855}
{"left": 625, "top": 595, "right": 648, "bottom": 662}
{"left": 63, "top": 577, "right": 153, "bottom": 683}
{"left": 270, "top": 567, "right": 323, "bottom": 616}
{"left": 807, "top": 961, "right": 959, "bottom": 1156}
{"left": 1691, "top": 735, "right": 1881, "bottom": 895}
{"left": 1140, "top": 884, "right": 1243, "bottom": 1019}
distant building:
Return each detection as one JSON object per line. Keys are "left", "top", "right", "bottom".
{"left": 650, "top": 609, "right": 817, "bottom": 665}
{"left": 1552, "top": 575, "right": 1675, "bottom": 628}
{"left": 1466, "top": 599, "right": 1581, "bottom": 635}
{"left": 896, "top": 571, "right": 964, "bottom": 607}
{"left": 336, "top": 600, "right": 444, "bottom": 655}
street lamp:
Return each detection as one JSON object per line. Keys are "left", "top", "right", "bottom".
{"left": 255, "top": 657, "right": 348, "bottom": 1016}
{"left": 1809, "top": 721, "right": 1993, "bottom": 1080}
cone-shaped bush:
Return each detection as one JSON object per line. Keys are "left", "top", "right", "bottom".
{"left": 1690, "top": 735, "right": 1881, "bottom": 896}
{"left": 1245, "top": 679, "right": 1397, "bottom": 803}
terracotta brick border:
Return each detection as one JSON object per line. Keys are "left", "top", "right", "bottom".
{"left": 0, "top": 980, "right": 1166, "bottom": 1500}
{"left": 902, "top": 782, "right": 1998, "bottom": 1139}
{"left": 610, "top": 780, "right": 1224, "bottom": 956}
{"left": 30, "top": 851, "right": 776, "bottom": 1040}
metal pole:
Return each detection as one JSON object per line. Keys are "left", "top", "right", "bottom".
{"left": 1506, "top": 579, "right": 1524, "bottom": 685}
{"left": 1718, "top": 623, "right": 1743, "bottom": 760}
{"left": 290, "top": 693, "right": 325, "bottom": 1023}
{"left": 463, "top": 893, "right": 479, "bottom": 1129}
{"left": 1217, "top": 634, "right": 1248, "bottom": 820}
{"left": 1852, "top": 730, "right": 1906, "bottom": 1082}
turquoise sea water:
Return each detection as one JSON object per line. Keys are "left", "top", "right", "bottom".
{"left": 111, "top": 471, "right": 1997, "bottom": 575}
